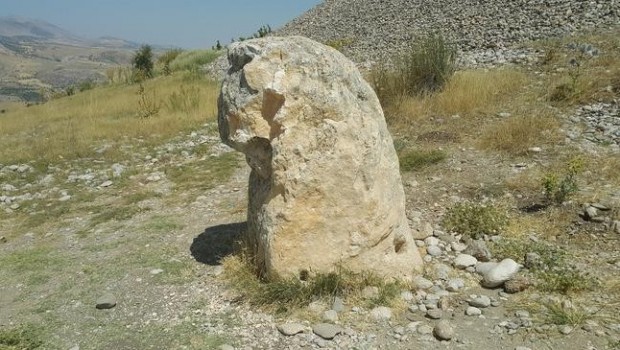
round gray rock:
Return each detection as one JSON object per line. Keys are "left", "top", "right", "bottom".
{"left": 370, "top": 306, "right": 392, "bottom": 321}
{"left": 312, "top": 323, "right": 342, "bottom": 340}
{"left": 465, "top": 306, "right": 482, "bottom": 316}
{"left": 453, "top": 254, "right": 478, "bottom": 269}
{"left": 278, "top": 322, "right": 306, "bottom": 336}
{"left": 433, "top": 320, "right": 455, "bottom": 340}
{"left": 468, "top": 295, "right": 491, "bottom": 308}
{"left": 95, "top": 293, "right": 117, "bottom": 310}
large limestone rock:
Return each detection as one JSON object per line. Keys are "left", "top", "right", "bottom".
{"left": 218, "top": 36, "right": 423, "bottom": 280}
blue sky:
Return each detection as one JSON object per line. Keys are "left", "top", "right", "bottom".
{"left": 2, "top": 0, "right": 321, "bottom": 48}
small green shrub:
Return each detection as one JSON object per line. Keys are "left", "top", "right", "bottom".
{"left": 537, "top": 266, "right": 596, "bottom": 294}
{"left": 132, "top": 45, "right": 154, "bottom": 79}
{"left": 542, "top": 157, "right": 583, "bottom": 205}
{"left": 158, "top": 49, "right": 183, "bottom": 75}
{"left": 442, "top": 202, "right": 508, "bottom": 239}
{"left": 543, "top": 301, "right": 590, "bottom": 326}
{"left": 399, "top": 32, "right": 457, "bottom": 95}
{"left": 399, "top": 149, "right": 447, "bottom": 171}
{"left": 370, "top": 31, "right": 456, "bottom": 107}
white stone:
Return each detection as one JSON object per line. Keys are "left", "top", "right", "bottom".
{"left": 370, "top": 306, "right": 392, "bottom": 321}
{"left": 453, "top": 254, "right": 478, "bottom": 269}
{"left": 218, "top": 36, "right": 422, "bottom": 279}
{"left": 465, "top": 306, "right": 482, "bottom": 316}
{"left": 482, "top": 259, "right": 520, "bottom": 288}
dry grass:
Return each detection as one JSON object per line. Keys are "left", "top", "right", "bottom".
{"left": 387, "top": 69, "right": 528, "bottom": 126}
{"left": 478, "top": 112, "right": 561, "bottom": 155}
{"left": 0, "top": 74, "right": 219, "bottom": 164}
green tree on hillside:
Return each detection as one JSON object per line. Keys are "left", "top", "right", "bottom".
{"left": 133, "top": 45, "right": 154, "bottom": 80}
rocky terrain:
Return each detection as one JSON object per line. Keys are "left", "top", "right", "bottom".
{"left": 277, "top": 0, "right": 619, "bottom": 65}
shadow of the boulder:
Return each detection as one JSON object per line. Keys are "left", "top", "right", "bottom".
{"left": 190, "top": 222, "right": 246, "bottom": 265}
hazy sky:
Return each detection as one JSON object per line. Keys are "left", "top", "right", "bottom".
{"left": 2, "top": 0, "right": 322, "bottom": 48}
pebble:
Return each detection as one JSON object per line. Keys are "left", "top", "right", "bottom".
{"left": 426, "top": 245, "right": 443, "bottom": 257}
{"left": 444, "top": 279, "right": 463, "bottom": 292}
{"left": 453, "top": 254, "right": 478, "bottom": 269}
{"left": 99, "top": 180, "right": 113, "bottom": 188}
{"left": 612, "top": 220, "right": 620, "bottom": 234}
{"left": 217, "top": 345, "right": 234, "bottom": 350}
{"left": 278, "top": 323, "right": 306, "bottom": 336}
{"left": 463, "top": 240, "right": 492, "bottom": 261}
{"left": 150, "top": 268, "right": 164, "bottom": 275}
{"left": 504, "top": 276, "right": 530, "bottom": 293}
{"left": 558, "top": 325, "right": 573, "bottom": 335}
{"left": 468, "top": 295, "right": 491, "bottom": 308}
{"left": 312, "top": 323, "right": 342, "bottom": 340}
{"left": 323, "top": 310, "right": 338, "bottom": 322}
{"left": 515, "top": 310, "right": 530, "bottom": 319}
{"left": 332, "top": 296, "right": 344, "bottom": 312}
{"left": 417, "top": 324, "right": 433, "bottom": 335}
{"left": 426, "top": 309, "right": 443, "bottom": 319}
{"left": 413, "top": 276, "right": 434, "bottom": 290}
{"left": 95, "top": 293, "right": 117, "bottom": 309}
{"left": 433, "top": 320, "right": 454, "bottom": 340}
{"left": 466, "top": 306, "right": 482, "bottom": 316}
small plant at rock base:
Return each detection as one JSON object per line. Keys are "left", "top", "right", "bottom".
{"left": 442, "top": 202, "right": 508, "bottom": 239}
{"left": 542, "top": 157, "right": 583, "bottom": 205}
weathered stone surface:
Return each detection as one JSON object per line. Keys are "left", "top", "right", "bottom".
{"left": 218, "top": 36, "right": 423, "bottom": 279}
{"left": 482, "top": 259, "right": 520, "bottom": 288}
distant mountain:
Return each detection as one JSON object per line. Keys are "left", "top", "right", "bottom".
{"left": 0, "top": 16, "right": 85, "bottom": 45}
{"left": 0, "top": 17, "right": 141, "bottom": 102}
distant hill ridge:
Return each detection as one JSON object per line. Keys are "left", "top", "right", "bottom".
{"left": 0, "top": 16, "right": 139, "bottom": 49}
{"left": 277, "top": 0, "right": 619, "bottom": 63}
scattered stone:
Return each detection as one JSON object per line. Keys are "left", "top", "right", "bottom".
{"left": 0, "top": 236, "right": 6, "bottom": 243}
{"left": 504, "top": 276, "right": 531, "bottom": 293}
{"left": 323, "top": 310, "right": 339, "bottom": 322}
{"left": 95, "top": 293, "right": 117, "bottom": 309}
{"left": 453, "top": 254, "right": 478, "bottom": 269}
{"left": 463, "top": 240, "right": 492, "bottom": 261}
{"left": 446, "top": 278, "right": 465, "bottom": 292}
{"left": 468, "top": 295, "right": 491, "bottom": 308}
{"left": 370, "top": 306, "right": 392, "bottom": 321}
{"left": 312, "top": 323, "right": 342, "bottom": 340}
{"left": 58, "top": 195, "right": 71, "bottom": 202}
{"left": 332, "top": 297, "right": 344, "bottom": 312}
{"left": 528, "top": 146, "right": 542, "bottom": 153}
{"left": 427, "top": 245, "right": 443, "bottom": 257}
{"left": 99, "top": 180, "right": 113, "bottom": 188}
{"left": 524, "top": 252, "right": 542, "bottom": 269}
{"left": 433, "top": 320, "right": 454, "bottom": 341}
{"left": 466, "top": 306, "right": 482, "bottom": 316}
{"left": 450, "top": 241, "right": 467, "bottom": 252}
{"left": 218, "top": 36, "right": 423, "bottom": 279}
{"left": 111, "top": 163, "right": 125, "bottom": 177}
{"left": 417, "top": 324, "right": 433, "bottom": 335}
{"left": 515, "top": 347, "right": 532, "bottom": 350}
{"left": 150, "top": 268, "right": 164, "bottom": 275}
{"left": 413, "top": 276, "right": 434, "bottom": 290}
{"left": 426, "top": 309, "right": 443, "bottom": 319}
{"left": 278, "top": 322, "right": 306, "bottom": 336}
{"left": 558, "top": 325, "right": 573, "bottom": 335}
{"left": 425, "top": 236, "right": 440, "bottom": 246}
{"left": 583, "top": 205, "right": 598, "bottom": 220}
{"left": 482, "top": 259, "right": 520, "bottom": 288}
{"left": 217, "top": 345, "right": 234, "bottom": 350}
